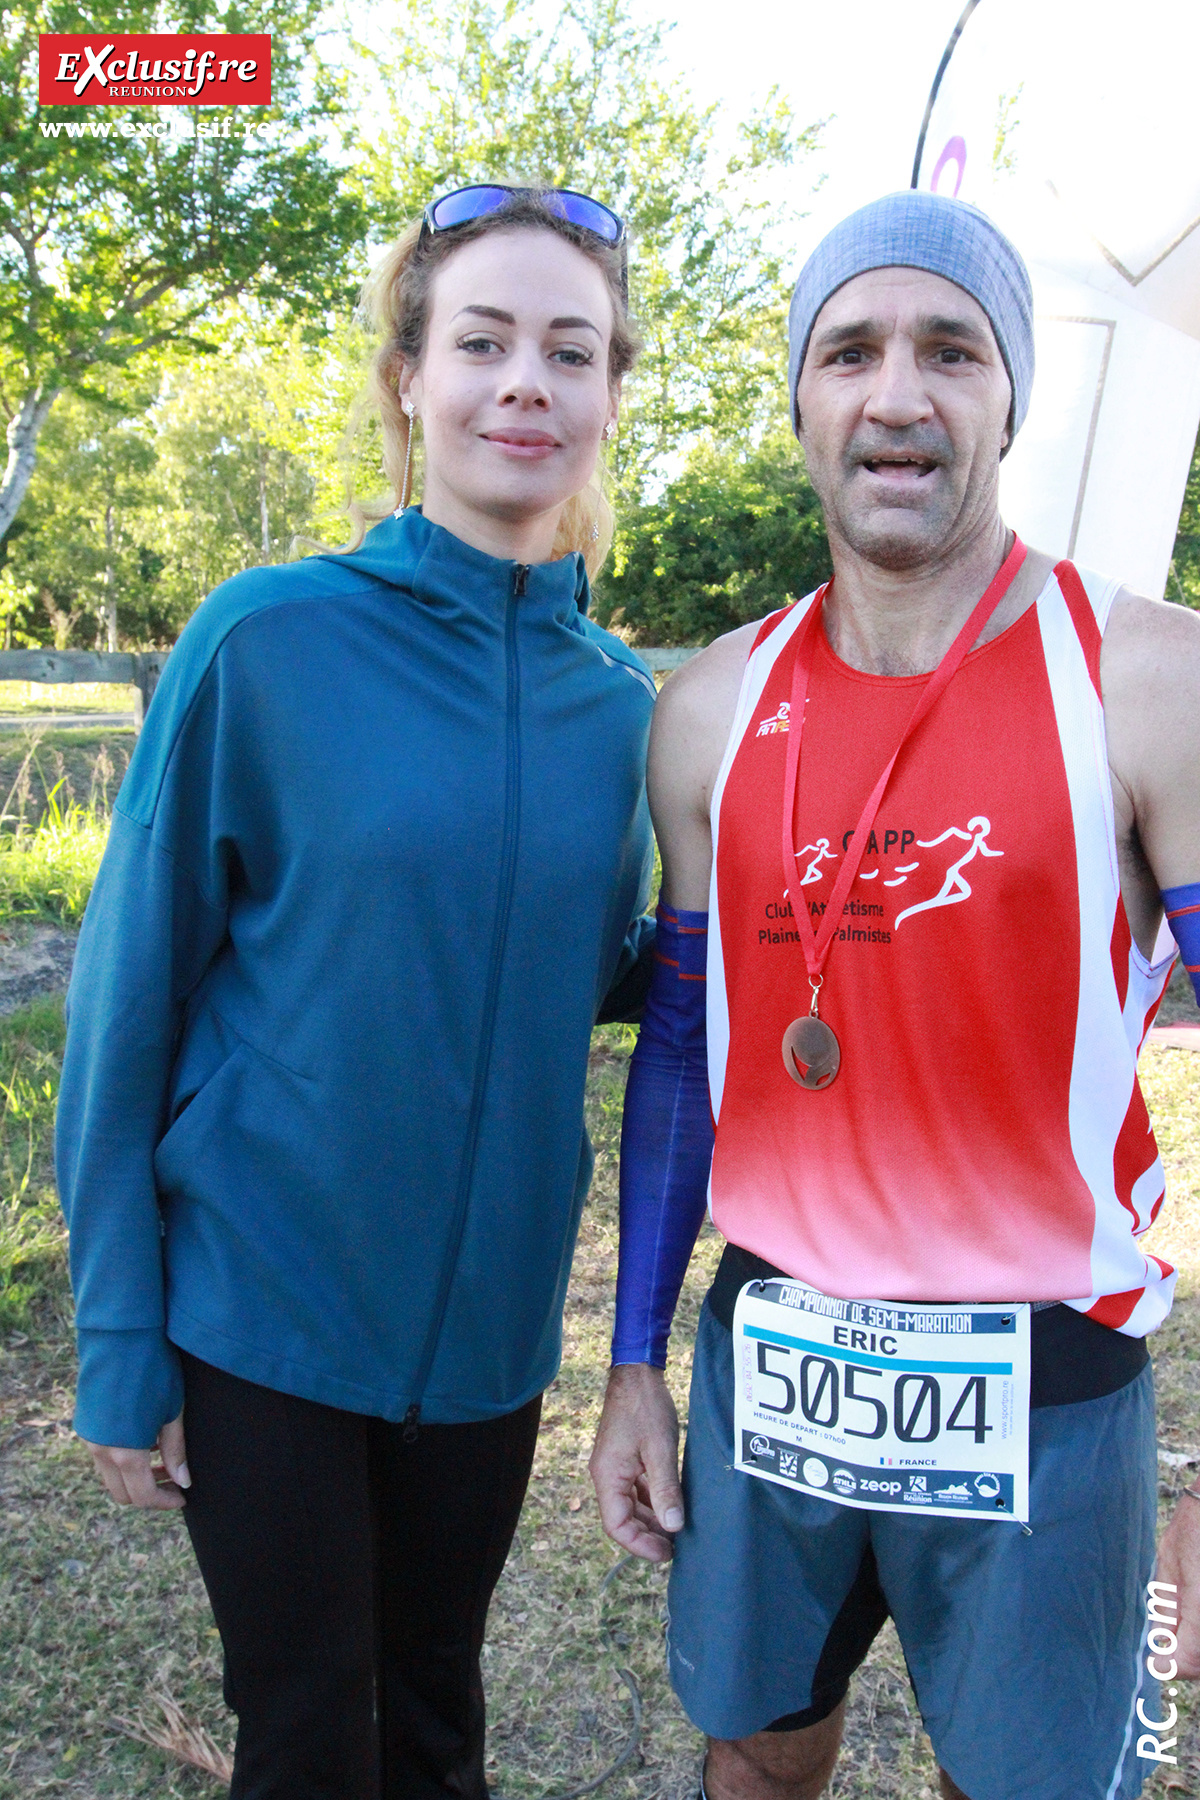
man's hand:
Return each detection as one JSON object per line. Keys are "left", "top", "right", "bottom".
{"left": 84, "top": 1413, "right": 190, "bottom": 1511}
{"left": 589, "top": 1363, "right": 684, "bottom": 1563}
{"left": 1157, "top": 1492, "right": 1200, "bottom": 1678}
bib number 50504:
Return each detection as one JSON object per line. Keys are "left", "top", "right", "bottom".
{"left": 733, "top": 1282, "right": 1030, "bottom": 1521}
{"left": 756, "top": 1343, "right": 991, "bottom": 1445}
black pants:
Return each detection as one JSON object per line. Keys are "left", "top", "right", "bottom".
{"left": 179, "top": 1351, "right": 541, "bottom": 1800}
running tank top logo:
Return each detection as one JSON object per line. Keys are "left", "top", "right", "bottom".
{"left": 780, "top": 813, "right": 1003, "bottom": 936}
{"left": 755, "top": 700, "right": 790, "bottom": 737}
{"left": 708, "top": 564, "right": 1176, "bottom": 1339}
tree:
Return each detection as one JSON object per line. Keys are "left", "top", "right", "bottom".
{"left": 1168, "top": 423, "right": 1200, "bottom": 609}
{"left": 2, "top": 0, "right": 827, "bottom": 645}
{"left": 0, "top": 0, "right": 366, "bottom": 541}
{"left": 345, "top": 0, "right": 822, "bottom": 501}
{"left": 0, "top": 376, "right": 164, "bottom": 648}
{"left": 594, "top": 430, "right": 830, "bottom": 644}
{"left": 145, "top": 314, "right": 368, "bottom": 623}
{"left": 154, "top": 349, "right": 315, "bottom": 585}
{"left": 0, "top": 308, "right": 375, "bottom": 645}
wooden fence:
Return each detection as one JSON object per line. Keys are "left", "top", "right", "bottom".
{"left": 0, "top": 650, "right": 169, "bottom": 731}
{"left": 0, "top": 645, "right": 698, "bottom": 732}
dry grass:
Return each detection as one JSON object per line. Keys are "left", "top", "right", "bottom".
{"left": 0, "top": 728, "right": 132, "bottom": 837}
{"left": 0, "top": 684, "right": 136, "bottom": 717}
{"left": 112, "top": 1694, "right": 233, "bottom": 1785}
{"left": 0, "top": 1026, "right": 1197, "bottom": 1797}
{"left": 0, "top": 996, "right": 74, "bottom": 1333}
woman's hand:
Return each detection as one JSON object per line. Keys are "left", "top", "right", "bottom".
{"left": 84, "top": 1413, "right": 191, "bottom": 1510}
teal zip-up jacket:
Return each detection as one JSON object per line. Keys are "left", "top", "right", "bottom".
{"left": 56, "top": 510, "right": 655, "bottom": 1447}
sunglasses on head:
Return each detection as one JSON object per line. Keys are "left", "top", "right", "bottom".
{"left": 421, "top": 184, "right": 628, "bottom": 307}
{"left": 422, "top": 183, "right": 626, "bottom": 246}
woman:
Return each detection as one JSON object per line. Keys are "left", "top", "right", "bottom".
{"left": 56, "top": 185, "right": 656, "bottom": 1799}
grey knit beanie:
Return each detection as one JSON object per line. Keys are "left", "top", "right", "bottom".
{"left": 787, "top": 191, "right": 1034, "bottom": 450}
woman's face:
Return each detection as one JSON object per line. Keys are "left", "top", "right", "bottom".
{"left": 402, "top": 227, "right": 619, "bottom": 549}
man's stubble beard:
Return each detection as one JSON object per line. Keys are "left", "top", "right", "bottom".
{"left": 817, "top": 460, "right": 1002, "bottom": 575}
{"left": 826, "top": 499, "right": 953, "bottom": 572}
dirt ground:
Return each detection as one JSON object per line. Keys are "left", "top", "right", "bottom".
{"left": 0, "top": 923, "right": 78, "bottom": 1016}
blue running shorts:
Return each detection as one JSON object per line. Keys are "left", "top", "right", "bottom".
{"left": 667, "top": 1300, "right": 1160, "bottom": 1800}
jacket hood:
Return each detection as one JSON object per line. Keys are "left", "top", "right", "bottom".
{"left": 319, "top": 507, "right": 592, "bottom": 619}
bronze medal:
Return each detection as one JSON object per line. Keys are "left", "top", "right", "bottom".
{"left": 782, "top": 1014, "right": 841, "bottom": 1090}
{"left": 778, "top": 535, "right": 1028, "bottom": 1095}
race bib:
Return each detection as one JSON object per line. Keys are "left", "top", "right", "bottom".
{"left": 732, "top": 1279, "right": 1031, "bottom": 1522}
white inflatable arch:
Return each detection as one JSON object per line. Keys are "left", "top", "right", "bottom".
{"left": 912, "top": 0, "right": 1200, "bottom": 599}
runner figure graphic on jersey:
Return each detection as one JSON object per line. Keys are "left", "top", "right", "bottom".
{"left": 897, "top": 816, "right": 1003, "bottom": 927}
{"left": 785, "top": 815, "right": 1004, "bottom": 933}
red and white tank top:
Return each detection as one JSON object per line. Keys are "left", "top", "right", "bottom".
{"left": 708, "top": 563, "right": 1175, "bottom": 1337}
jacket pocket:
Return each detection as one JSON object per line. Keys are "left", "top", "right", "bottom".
{"left": 154, "top": 1040, "right": 249, "bottom": 1190}
{"left": 153, "top": 1020, "right": 322, "bottom": 1214}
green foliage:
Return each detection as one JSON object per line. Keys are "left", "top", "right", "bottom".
{"left": 2, "top": 0, "right": 826, "bottom": 642}
{"left": 0, "top": 376, "right": 165, "bottom": 647}
{"left": 146, "top": 313, "right": 381, "bottom": 576}
{"left": 0, "top": 0, "right": 367, "bottom": 535}
{"left": 1, "top": 314, "right": 377, "bottom": 643}
{"left": 143, "top": 327, "right": 322, "bottom": 619}
{"left": 0, "top": 751, "right": 101, "bottom": 1328}
{"left": 6, "top": 0, "right": 1200, "bottom": 653}
{"left": 0, "top": 783, "right": 108, "bottom": 923}
{"left": 595, "top": 431, "right": 830, "bottom": 644}
{"left": 0, "top": 995, "right": 67, "bottom": 1334}
{"left": 1168, "top": 422, "right": 1200, "bottom": 609}
{"left": 0, "top": 727, "right": 131, "bottom": 830}
{"left": 347, "top": 0, "right": 822, "bottom": 499}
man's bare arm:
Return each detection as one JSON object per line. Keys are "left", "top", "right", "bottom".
{"left": 646, "top": 621, "right": 760, "bottom": 910}
{"left": 1103, "top": 591, "right": 1200, "bottom": 1677}
{"left": 589, "top": 621, "right": 757, "bottom": 1561}
{"left": 1103, "top": 592, "right": 1200, "bottom": 951}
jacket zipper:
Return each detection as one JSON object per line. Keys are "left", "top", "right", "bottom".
{"left": 402, "top": 563, "right": 528, "bottom": 1438}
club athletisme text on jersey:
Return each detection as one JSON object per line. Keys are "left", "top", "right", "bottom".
{"left": 765, "top": 900, "right": 885, "bottom": 921}
{"left": 760, "top": 897, "right": 891, "bottom": 948}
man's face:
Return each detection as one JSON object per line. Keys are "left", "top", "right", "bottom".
{"left": 795, "top": 267, "right": 1013, "bottom": 571}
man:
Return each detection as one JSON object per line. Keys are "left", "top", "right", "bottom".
{"left": 589, "top": 191, "right": 1200, "bottom": 1800}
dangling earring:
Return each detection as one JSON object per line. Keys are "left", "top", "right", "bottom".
{"left": 395, "top": 398, "right": 416, "bottom": 517}
{"left": 592, "top": 420, "right": 614, "bottom": 542}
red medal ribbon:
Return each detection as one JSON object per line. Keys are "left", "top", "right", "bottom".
{"left": 781, "top": 534, "right": 1027, "bottom": 994}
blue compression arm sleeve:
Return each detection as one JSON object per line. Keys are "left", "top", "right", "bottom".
{"left": 611, "top": 906, "right": 714, "bottom": 1368}
{"left": 1163, "top": 882, "right": 1200, "bottom": 1005}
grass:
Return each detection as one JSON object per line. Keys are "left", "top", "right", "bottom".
{"left": 0, "top": 730, "right": 122, "bottom": 925}
{"left": 0, "top": 803, "right": 109, "bottom": 927}
{"left": 0, "top": 1018, "right": 1197, "bottom": 1797}
{"left": 0, "top": 684, "right": 137, "bottom": 717}
{"left": 0, "top": 727, "right": 132, "bottom": 840}
{"left": 0, "top": 998, "right": 72, "bottom": 1336}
